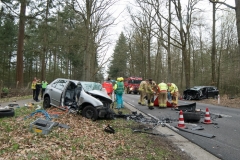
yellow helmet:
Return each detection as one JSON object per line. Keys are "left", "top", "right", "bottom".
{"left": 117, "top": 77, "right": 121, "bottom": 81}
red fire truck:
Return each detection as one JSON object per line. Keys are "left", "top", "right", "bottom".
{"left": 124, "top": 77, "right": 143, "bottom": 94}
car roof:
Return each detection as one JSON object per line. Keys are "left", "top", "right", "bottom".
{"left": 193, "top": 86, "right": 216, "bottom": 88}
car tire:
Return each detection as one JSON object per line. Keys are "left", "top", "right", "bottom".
{"left": 43, "top": 96, "right": 51, "bottom": 109}
{"left": 0, "top": 109, "right": 15, "bottom": 118}
{"left": 183, "top": 112, "right": 201, "bottom": 122}
{"left": 82, "top": 105, "right": 98, "bottom": 120}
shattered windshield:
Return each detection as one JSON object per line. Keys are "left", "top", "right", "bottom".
{"left": 80, "top": 82, "right": 102, "bottom": 91}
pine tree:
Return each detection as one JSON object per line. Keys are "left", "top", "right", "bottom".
{"left": 108, "top": 32, "right": 129, "bottom": 79}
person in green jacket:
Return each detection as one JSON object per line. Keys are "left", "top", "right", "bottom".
{"left": 113, "top": 77, "right": 124, "bottom": 109}
{"left": 41, "top": 79, "right": 48, "bottom": 100}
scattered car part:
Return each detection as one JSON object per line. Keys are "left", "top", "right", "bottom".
{"left": 132, "top": 129, "right": 174, "bottom": 137}
{"left": 191, "top": 126, "right": 204, "bottom": 130}
{"left": 183, "top": 112, "right": 201, "bottom": 122}
{"left": 0, "top": 108, "right": 15, "bottom": 118}
{"left": 176, "top": 103, "right": 196, "bottom": 112}
{"left": 183, "top": 86, "right": 219, "bottom": 100}
{"left": 104, "top": 124, "right": 115, "bottom": 134}
{"left": 148, "top": 106, "right": 154, "bottom": 110}
{"left": 177, "top": 127, "right": 215, "bottom": 138}
{"left": 174, "top": 103, "right": 201, "bottom": 122}
{"left": 24, "top": 110, "right": 51, "bottom": 121}
{"left": 57, "top": 123, "right": 70, "bottom": 129}
{"left": 8, "top": 104, "right": 20, "bottom": 108}
{"left": 29, "top": 118, "right": 55, "bottom": 135}
{"left": 132, "top": 111, "right": 137, "bottom": 115}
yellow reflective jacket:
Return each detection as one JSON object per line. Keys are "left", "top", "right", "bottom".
{"left": 139, "top": 81, "right": 147, "bottom": 92}
{"left": 168, "top": 83, "right": 178, "bottom": 94}
{"left": 146, "top": 81, "right": 157, "bottom": 93}
{"left": 158, "top": 82, "right": 168, "bottom": 92}
{"left": 31, "top": 80, "right": 37, "bottom": 89}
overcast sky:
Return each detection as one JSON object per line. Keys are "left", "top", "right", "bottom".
{"left": 103, "top": 0, "right": 236, "bottom": 77}
{"left": 110, "top": 0, "right": 236, "bottom": 40}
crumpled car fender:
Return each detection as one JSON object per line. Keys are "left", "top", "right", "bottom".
{"left": 78, "top": 90, "right": 104, "bottom": 107}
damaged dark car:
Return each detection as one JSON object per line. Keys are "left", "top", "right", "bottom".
{"left": 183, "top": 86, "right": 219, "bottom": 100}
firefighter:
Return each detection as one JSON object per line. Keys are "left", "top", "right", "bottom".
{"left": 102, "top": 77, "right": 113, "bottom": 98}
{"left": 157, "top": 81, "right": 168, "bottom": 108}
{"left": 167, "top": 83, "right": 179, "bottom": 108}
{"left": 138, "top": 79, "right": 148, "bottom": 105}
{"left": 113, "top": 77, "right": 124, "bottom": 109}
{"left": 146, "top": 79, "right": 157, "bottom": 109}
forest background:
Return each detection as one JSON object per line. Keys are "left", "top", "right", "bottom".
{"left": 0, "top": 0, "right": 239, "bottom": 98}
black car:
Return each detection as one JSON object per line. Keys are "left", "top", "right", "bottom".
{"left": 183, "top": 86, "right": 219, "bottom": 100}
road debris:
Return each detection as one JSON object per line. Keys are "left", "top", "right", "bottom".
{"left": 177, "top": 127, "right": 215, "bottom": 138}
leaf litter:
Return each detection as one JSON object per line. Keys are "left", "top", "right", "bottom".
{"left": 0, "top": 106, "right": 192, "bottom": 160}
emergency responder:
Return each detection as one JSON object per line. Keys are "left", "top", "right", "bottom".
{"left": 167, "top": 86, "right": 172, "bottom": 102}
{"left": 138, "top": 79, "right": 148, "bottom": 105}
{"left": 146, "top": 79, "right": 157, "bottom": 109}
{"left": 102, "top": 77, "right": 113, "bottom": 98}
{"left": 41, "top": 79, "right": 48, "bottom": 100}
{"left": 31, "top": 77, "right": 37, "bottom": 100}
{"left": 114, "top": 77, "right": 124, "bottom": 109}
{"left": 34, "top": 79, "right": 42, "bottom": 102}
{"left": 157, "top": 81, "right": 168, "bottom": 108}
{"left": 167, "top": 82, "right": 179, "bottom": 108}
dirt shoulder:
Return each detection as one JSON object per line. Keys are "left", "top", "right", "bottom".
{"left": 184, "top": 94, "right": 240, "bottom": 109}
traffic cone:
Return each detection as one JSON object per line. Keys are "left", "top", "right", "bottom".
{"left": 203, "top": 108, "right": 213, "bottom": 124}
{"left": 176, "top": 110, "right": 187, "bottom": 129}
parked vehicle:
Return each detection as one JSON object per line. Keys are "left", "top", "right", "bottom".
{"left": 43, "top": 78, "right": 114, "bottom": 120}
{"left": 183, "top": 86, "right": 219, "bottom": 100}
{"left": 124, "top": 77, "right": 142, "bottom": 94}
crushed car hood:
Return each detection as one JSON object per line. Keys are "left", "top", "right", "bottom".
{"left": 87, "top": 90, "right": 112, "bottom": 102}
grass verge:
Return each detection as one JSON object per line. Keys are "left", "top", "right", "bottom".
{"left": 0, "top": 104, "right": 191, "bottom": 160}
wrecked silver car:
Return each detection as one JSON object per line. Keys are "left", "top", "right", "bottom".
{"left": 183, "top": 86, "right": 219, "bottom": 100}
{"left": 43, "top": 78, "right": 114, "bottom": 120}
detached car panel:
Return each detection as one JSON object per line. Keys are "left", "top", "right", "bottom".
{"left": 43, "top": 78, "right": 113, "bottom": 120}
{"left": 183, "top": 86, "right": 219, "bottom": 100}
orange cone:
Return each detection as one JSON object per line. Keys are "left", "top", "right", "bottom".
{"left": 177, "top": 110, "right": 187, "bottom": 129}
{"left": 203, "top": 108, "right": 213, "bottom": 124}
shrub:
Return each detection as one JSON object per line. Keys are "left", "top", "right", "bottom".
{"left": 2, "top": 87, "right": 9, "bottom": 94}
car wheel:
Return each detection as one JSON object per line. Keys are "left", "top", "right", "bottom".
{"left": 183, "top": 112, "right": 201, "bottom": 122}
{"left": 0, "top": 109, "right": 15, "bottom": 118}
{"left": 43, "top": 96, "right": 51, "bottom": 109}
{"left": 82, "top": 105, "right": 98, "bottom": 120}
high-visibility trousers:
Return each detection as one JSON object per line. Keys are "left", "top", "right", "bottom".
{"left": 158, "top": 91, "right": 167, "bottom": 107}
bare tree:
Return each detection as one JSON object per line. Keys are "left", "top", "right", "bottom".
{"left": 71, "top": 0, "right": 117, "bottom": 81}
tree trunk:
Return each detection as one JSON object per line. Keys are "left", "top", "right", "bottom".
{"left": 41, "top": 0, "right": 50, "bottom": 81}
{"left": 167, "top": 0, "right": 172, "bottom": 82}
{"left": 16, "top": 0, "right": 26, "bottom": 88}
{"left": 235, "top": 0, "right": 240, "bottom": 70}
{"left": 211, "top": 3, "right": 216, "bottom": 85}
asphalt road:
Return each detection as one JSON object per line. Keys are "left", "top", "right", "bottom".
{"left": 123, "top": 94, "right": 240, "bottom": 160}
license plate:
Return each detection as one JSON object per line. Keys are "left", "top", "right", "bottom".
{"left": 34, "top": 128, "right": 42, "bottom": 133}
